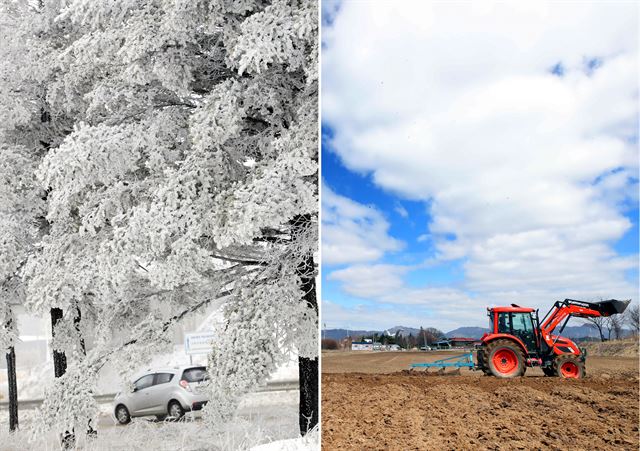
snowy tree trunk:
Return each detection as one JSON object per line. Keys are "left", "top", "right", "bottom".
{"left": 298, "top": 354, "right": 318, "bottom": 435}
{"left": 74, "top": 306, "right": 97, "bottom": 437}
{"left": 50, "top": 308, "right": 67, "bottom": 377}
{"left": 295, "top": 215, "right": 318, "bottom": 436}
{"left": 6, "top": 343, "right": 18, "bottom": 431}
{"left": 50, "top": 307, "right": 74, "bottom": 448}
{"left": 75, "top": 307, "right": 86, "bottom": 354}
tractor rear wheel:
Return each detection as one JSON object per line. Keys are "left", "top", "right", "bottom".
{"left": 476, "top": 349, "right": 491, "bottom": 375}
{"left": 486, "top": 339, "right": 525, "bottom": 378}
{"left": 554, "top": 355, "right": 585, "bottom": 379}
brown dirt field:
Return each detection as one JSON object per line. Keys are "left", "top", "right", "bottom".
{"left": 585, "top": 338, "right": 639, "bottom": 357}
{"left": 322, "top": 351, "right": 640, "bottom": 450}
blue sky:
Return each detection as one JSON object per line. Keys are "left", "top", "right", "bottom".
{"left": 321, "top": 1, "right": 639, "bottom": 331}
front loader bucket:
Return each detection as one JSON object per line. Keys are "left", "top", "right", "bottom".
{"left": 589, "top": 299, "right": 630, "bottom": 316}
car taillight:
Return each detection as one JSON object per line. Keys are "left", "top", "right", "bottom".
{"left": 179, "top": 380, "right": 192, "bottom": 391}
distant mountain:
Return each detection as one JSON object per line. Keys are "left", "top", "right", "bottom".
{"left": 386, "top": 326, "right": 421, "bottom": 336}
{"left": 322, "top": 329, "right": 377, "bottom": 341}
{"left": 445, "top": 327, "right": 489, "bottom": 339}
{"left": 322, "top": 323, "right": 630, "bottom": 341}
{"left": 323, "top": 326, "right": 423, "bottom": 341}
{"left": 323, "top": 326, "right": 490, "bottom": 341}
{"left": 557, "top": 324, "right": 610, "bottom": 339}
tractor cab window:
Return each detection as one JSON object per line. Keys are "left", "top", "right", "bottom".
{"left": 512, "top": 313, "right": 533, "bottom": 335}
{"left": 512, "top": 312, "right": 537, "bottom": 351}
{"left": 497, "top": 312, "right": 537, "bottom": 351}
{"left": 496, "top": 312, "right": 534, "bottom": 334}
{"left": 497, "top": 312, "right": 509, "bottom": 333}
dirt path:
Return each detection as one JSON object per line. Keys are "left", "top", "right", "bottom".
{"left": 322, "top": 352, "right": 639, "bottom": 450}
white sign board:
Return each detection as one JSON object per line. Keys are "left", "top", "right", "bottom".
{"left": 184, "top": 332, "right": 215, "bottom": 355}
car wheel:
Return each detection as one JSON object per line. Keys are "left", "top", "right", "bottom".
{"left": 168, "top": 401, "right": 185, "bottom": 420}
{"left": 115, "top": 405, "right": 131, "bottom": 425}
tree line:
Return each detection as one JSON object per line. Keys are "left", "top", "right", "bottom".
{"left": 584, "top": 304, "right": 639, "bottom": 342}
{"left": 322, "top": 327, "right": 446, "bottom": 350}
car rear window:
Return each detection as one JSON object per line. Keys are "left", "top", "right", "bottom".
{"left": 182, "top": 367, "right": 208, "bottom": 382}
{"left": 155, "top": 373, "right": 174, "bottom": 385}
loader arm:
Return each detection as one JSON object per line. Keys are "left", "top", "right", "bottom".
{"left": 539, "top": 299, "right": 630, "bottom": 347}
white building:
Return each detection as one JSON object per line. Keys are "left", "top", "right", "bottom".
{"left": 351, "top": 341, "right": 373, "bottom": 351}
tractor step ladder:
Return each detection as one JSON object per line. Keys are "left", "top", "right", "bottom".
{"left": 410, "top": 351, "right": 476, "bottom": 370}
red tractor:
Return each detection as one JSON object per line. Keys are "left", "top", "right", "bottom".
{"left": 476, "top": 299, "right": 630, "bottom": 379}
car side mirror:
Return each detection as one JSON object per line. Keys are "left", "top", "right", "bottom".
{"left": 131, "top": 386, "right": 138, "bottom": 393}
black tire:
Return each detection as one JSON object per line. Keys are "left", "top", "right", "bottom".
{"left": 542, "top": 366, "right": 556, "bottom": 377}
{"left": 476, "top": 349, "right": 489, "bottom": 374}
{"left": 554, "top": 354, "right": 585, "bottom": 379}
{"left": 486, "top": 339, "right": 526, "bottom": 378}
{"left": 168, "top": 400, "right": 185, "bottom": 420}
{"left": 115, "top": 404, "right": 131, "bottom": 425}
{"left": 477, "top": 349, "right": 492, "bottom": 375}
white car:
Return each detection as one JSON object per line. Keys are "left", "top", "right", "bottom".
{"left": 113, "top": 365, "right": 209, "bottom": 424}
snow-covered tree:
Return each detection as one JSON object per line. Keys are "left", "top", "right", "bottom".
{"left": 0, "top": 0, "right": 318, "bottom": 442}
{"left": 0, "top": 0, "right": 56, "bottom": 431}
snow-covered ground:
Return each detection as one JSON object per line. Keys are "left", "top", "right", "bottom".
{"left": 250, "top": 427, "right": 318, "bottom": 451}
{"left": 0, "top": 307, "right": 311, "bottom": 450}
{"left": 0, "top": 387, "right": 314, "bottom": 451}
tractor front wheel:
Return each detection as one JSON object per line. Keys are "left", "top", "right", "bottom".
{"left": 486, "top": 339, "right": 525, "bottom": 378}
{"left": 554, "top": 355, "right": 585, "bottom": 379}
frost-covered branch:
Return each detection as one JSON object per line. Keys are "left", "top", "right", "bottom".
{"left": 2, "top": 0, "right": 318, "bottom": 439}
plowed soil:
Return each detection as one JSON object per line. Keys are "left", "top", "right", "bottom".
{"left": 322, "top": 351, "right": 639, "bottom": 450}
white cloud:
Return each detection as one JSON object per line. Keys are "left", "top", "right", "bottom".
{"left": 327, "top": 264, "right": 409, "bottom": 298}
{"left": 394, "top": 202, "right": 408, "bottom": 218}
{"left": 321, "top": 0, "right": 341, "bottom": 25}
{"left": 322, "top": 0, "right": 639, "bottom": 319}
{"left": 322, "top": 299, "right": 480, "bottom": 332}
{"left": 322, "top": 300, "right": 419, "bottom": 331}
{"left": 327, "top": 263, "right": 477, "bottom": 313}
{"left": 322, "top": 183, "right": 404, "bottom": 265}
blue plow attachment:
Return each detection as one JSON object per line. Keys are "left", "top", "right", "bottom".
{"left": 410, "top": 351, "right": 476, "bottom": 369}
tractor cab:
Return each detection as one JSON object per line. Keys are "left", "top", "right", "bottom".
{"left": 487, "top": 306, "right": 539, "bottom": 355}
